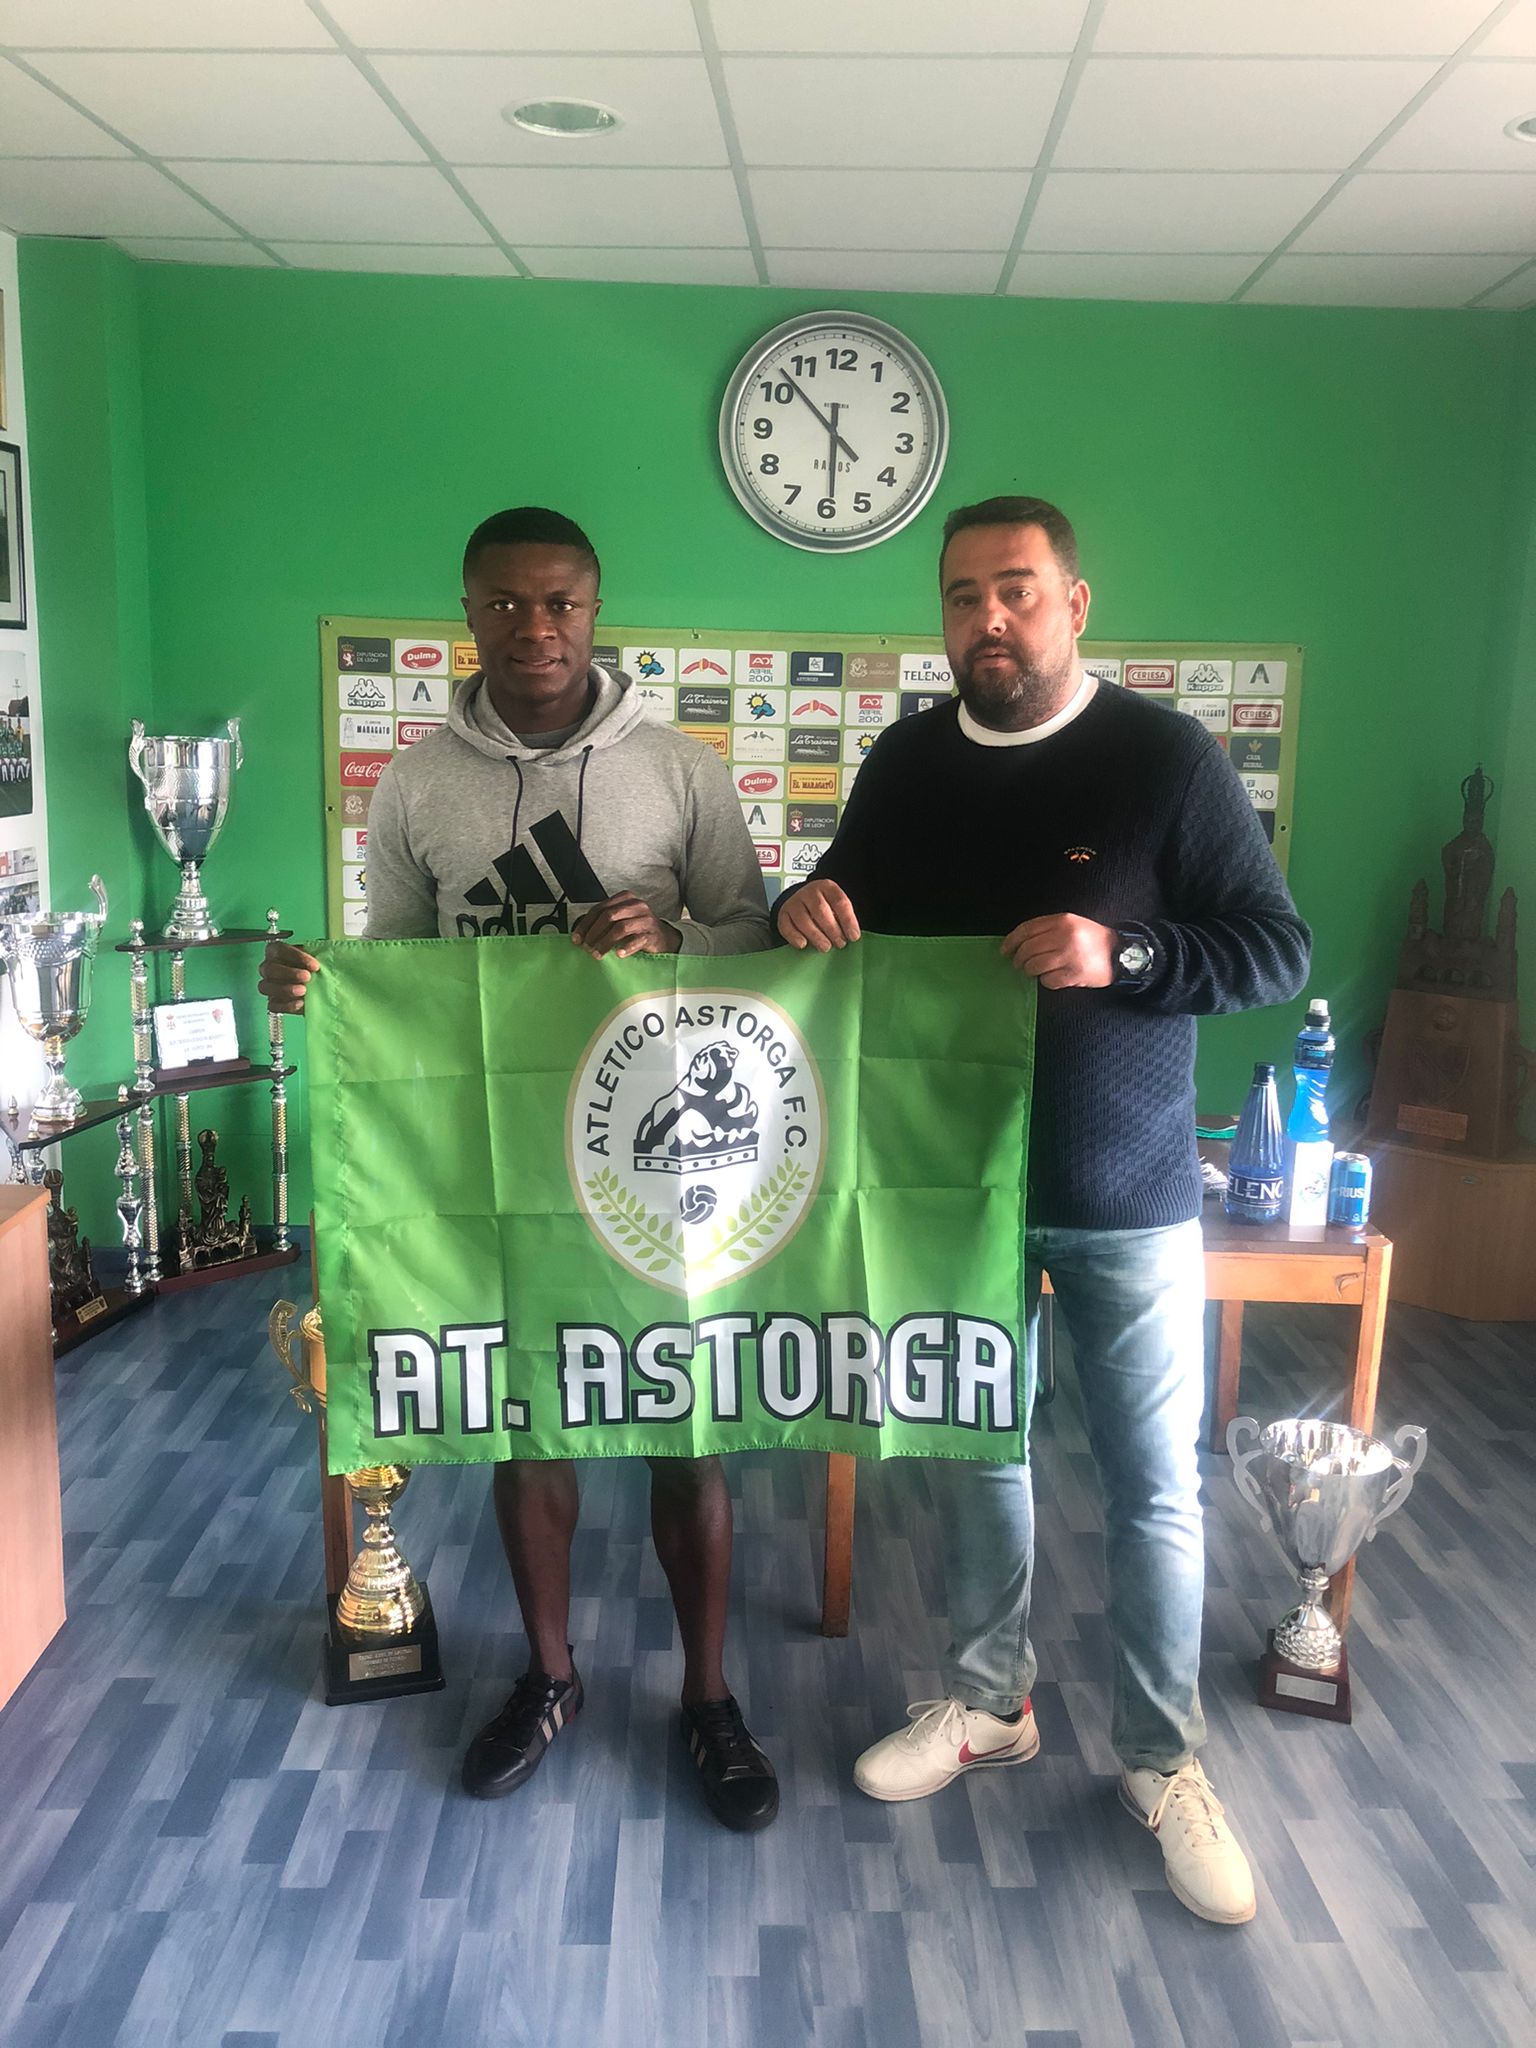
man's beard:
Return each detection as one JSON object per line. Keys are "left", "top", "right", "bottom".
{"left": 954, "top": 641, "right": 1077, "bottom": 731}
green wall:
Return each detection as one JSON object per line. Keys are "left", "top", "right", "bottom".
{"left": 20, "top": 241, "right": 1534, "bottom": 1231}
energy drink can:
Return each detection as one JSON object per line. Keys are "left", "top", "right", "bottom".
{"left": 1327, "top": 1152, "right": 1372, "bottom": 1227}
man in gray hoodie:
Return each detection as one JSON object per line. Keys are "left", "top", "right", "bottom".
{"left": 262, "top": 506, "right": 778, "bottom": 1831}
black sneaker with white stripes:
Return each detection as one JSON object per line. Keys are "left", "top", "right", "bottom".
{"left": 681, "top": 1696, "right": 779, "bottom": 1833}
{"left": 461, "top": 1664, "right": 583, "bottom": 1800}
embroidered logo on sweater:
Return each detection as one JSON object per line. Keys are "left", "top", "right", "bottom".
{"left": 1065, "top": 846, "right": 1096, "bottom": 864}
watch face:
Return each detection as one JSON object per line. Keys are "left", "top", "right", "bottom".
{"left": 1119, "top": 941, "right": 1153, "bottom": 976}
{"left": 719, "top": 311, "right": 948, "bottom": 553}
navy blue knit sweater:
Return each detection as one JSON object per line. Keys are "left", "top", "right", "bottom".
{"left": 773, "top": 686, "right": 1312, "bottom": 1229}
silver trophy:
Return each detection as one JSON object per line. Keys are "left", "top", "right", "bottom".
{"left": 0, "top": 876, "right": 109, "bottom": 1126}
{"left": 128, "top": 718, "right": 242, "bottom": 941}
{"left": 1228, "top": 1415, "right": 1426, "bottom": 1717}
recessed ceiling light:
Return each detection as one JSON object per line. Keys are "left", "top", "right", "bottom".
{"left": 505, "top": 98, "right": 620, "bottom": 137}
{"left": 1503, "top": 113, "right": 1536, "bottom": 143}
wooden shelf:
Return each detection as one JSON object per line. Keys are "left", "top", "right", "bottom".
{"left": 3, "top": 1065, "right": 295, "bottom": 1151}
{"left": 113, "top": 928, "right": 291, "bottom": 953}
{"left": 53, "top": 1285, "right": 154, "bottom": 1356}
{"left": 155, "top": 1234, "right": 301, "bottom": 1295}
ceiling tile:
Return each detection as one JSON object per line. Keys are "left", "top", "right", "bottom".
{"left": 765, "top": 249, "right": 1006, "bottom": 293}
{"left": 325, "top": 0, "right": 701, "bottom": 53}
{"left": 115, "top": 238, "right": 276, "bottom": 265}
{"left": 710, "top": 0, "right": 1088, "bottom": 54}
{"left": 1026, "top": 171, "right": 1334, "bottom": 252}
{"left": 1473, "top": 262, "right": 1536, "bottom": 307}
{"left": 460, "top": 165, "right": 745, "bottom": 246}
{"left": 179, "top": 163, "right": 487, "bottom": 242}
{"left": 1055, "top": 56, "right": 1438, "bottom": 169}
{"left": 1095, "top": 0, "right": 1494, "bottom": 58}
{"left": 1371, "top": 61, "right": 1536, "bottom": 170}
{"left": 0, "top": 1, "right": 331, "bottom": 48}
{"left": 1478, "top": 2, "right": 1536, "bottom": 59}
{"left": 725, "top": 56, "right": 1065, "bottom": 169}
{"left": 750, "top": 168, "right": 1030, "bottom": 251}
{"left": 1293, "top": 172, "right": 1536, "bottom": 252}
{"left": 0, "top": 60, "right": 127, "bottom": 155}
{"left": 521, "top": 247, "right": 758, "bottom": 284}
{"left": 1007, "top": 252, "right": 1260, "bottom": 300}
{"left": 272, "top": 243, "right": 518, "bottom": 274}
{"left": 25, "top": 52, "right": 424, "bottom": 162}
{"left": 1243, "top": 252, "right": 1521, "bottom": 305}
{"left": 0, "top": 158, "right": 220, "bottom": 235}
{"left": 373, "top": 53, "right": 726, "bottom": 166}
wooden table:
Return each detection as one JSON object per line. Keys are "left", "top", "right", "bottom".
{"left": 820, "top": 1218, "right": 1393, "bottom": 1639}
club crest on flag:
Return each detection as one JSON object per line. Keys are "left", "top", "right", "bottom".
{"left": 568, "top": 990, "right": 825, "bottom": 1294}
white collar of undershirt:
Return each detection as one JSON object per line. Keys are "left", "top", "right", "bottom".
{"left": 956, "top": 671, "right": 1097, "bottom": 748}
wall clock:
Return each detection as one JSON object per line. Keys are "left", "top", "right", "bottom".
{"left": 718, "top": 310, "right": 949, "bottom": 554}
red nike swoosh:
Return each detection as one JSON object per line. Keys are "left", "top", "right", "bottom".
{"left": 958, "top": 1738, "right": 1013, "bottom": 1765}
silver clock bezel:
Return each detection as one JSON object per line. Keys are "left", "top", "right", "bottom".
{"left": 717, "top": 309, "right": 950, "bottom": 555}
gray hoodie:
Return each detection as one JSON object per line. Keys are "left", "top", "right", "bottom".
{"left": 363, "top": 666, "right": 770, "bottom": 954}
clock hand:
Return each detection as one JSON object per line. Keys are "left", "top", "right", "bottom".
{"left": 782, "top": 374, "right": 859, "bottom": 464}
{"left": 827, "top": 402, "right": 840, "bottom": 506}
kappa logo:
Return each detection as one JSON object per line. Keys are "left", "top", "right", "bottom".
{"left": 570, "top": 991, "right": 824, "bottom": 1294}
{"left": 340, "top": 678, "right": 388, "bottom": 711}
{"left": 1065, "top": 846, "right": 1096, "bottom": 864}
{"left": 459, "top": 809, "right": 608, "bottom": 937}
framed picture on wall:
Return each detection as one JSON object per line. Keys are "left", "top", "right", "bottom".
{"left": 0, "top": 289, "right": 7, "bottom": 428}
{"left": 0, "top": 443, "right": 24, "bottom": 629}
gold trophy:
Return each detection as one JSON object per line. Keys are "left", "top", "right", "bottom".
{"left": 269, "top": 1298, "right": 444, "bottom": 1704}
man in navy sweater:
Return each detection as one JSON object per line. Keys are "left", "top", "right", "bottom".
{"left": 775, "top": 496, "right": 1310, "bottom": 1925}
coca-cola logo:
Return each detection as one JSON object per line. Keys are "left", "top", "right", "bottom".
{"left": 398, "top": 645, "right": 443, "bottom": 670}
{"left": 340, "top": 751, "right": 390, "bottom": 788}
{"left": 737, "top": 771, "right": 777, "bottom": 796}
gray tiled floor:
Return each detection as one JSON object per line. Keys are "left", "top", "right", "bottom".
{"left": 0, "top": 1271, "right": 1531, "bottom": 2046}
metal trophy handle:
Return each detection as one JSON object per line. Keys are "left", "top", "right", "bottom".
{"left": 1365, "top": 1424, "right": 1428, "bottom": 1538}
{"left": 1226, "top": 1415, "right": 1271, "bottom": 1530}
{"left": 267, "top": 1297, "right": 317, "bottom": 1414}
{"left": 128, "top": 718, "right": 147, "bottom": 786}
{"left": 86, "top": 874, "right": 108, "bottom": 928}
{"left": 227, "top": 716, "right": 243, "bottom": 771}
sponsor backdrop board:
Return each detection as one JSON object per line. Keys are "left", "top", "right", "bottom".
{"left": 321, "top": 620, "right": 1302, "bottom": 938}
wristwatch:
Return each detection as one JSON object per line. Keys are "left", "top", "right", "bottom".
{"left": 1113, "top": 928, "right": 1155, "bottom": 985}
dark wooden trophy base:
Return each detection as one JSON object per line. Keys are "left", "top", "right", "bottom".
{"left": 1258, "top": 1631, "right": 1351, "bottom": 1722}
{"left": 323, "top": 1595, "right": 446, "bottom": 1706}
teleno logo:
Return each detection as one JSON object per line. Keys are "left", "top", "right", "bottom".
{"left": 737, "top": 770, "right": 778, "bottom": 797}
{"left": 398, "top": 644, "right": 445, "bottom": 671}
{"left": 340, "top": 752, "right": 391, "bottom": 788}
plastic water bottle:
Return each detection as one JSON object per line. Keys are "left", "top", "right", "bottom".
{"left": 1283, "top": 999, "right": 1335, "bottom": 1223}
{"left": 1287, "top": 999, "right": 1334, "bottom": 1143}
{"left": 1224, "top": 1063, "right": 1284, "bottom": 1224}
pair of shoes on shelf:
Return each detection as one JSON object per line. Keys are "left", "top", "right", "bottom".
{"left": 461, "top": 1662, "right": 778, "bottom": 1832}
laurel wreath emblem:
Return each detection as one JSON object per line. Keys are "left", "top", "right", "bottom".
{"left": 583, "top": 1158, "right": 810, "bottom": 1287}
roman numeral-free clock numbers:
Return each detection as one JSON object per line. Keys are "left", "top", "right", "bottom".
{"left": 719, "top": 313, "right": 949, "bottom": 554}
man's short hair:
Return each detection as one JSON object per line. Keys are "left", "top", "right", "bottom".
{"left": 940, "top": 496, "right": 1079, "bottom": 583}
{"left": 462, "top": 506, "right": 601, "bottom": 585}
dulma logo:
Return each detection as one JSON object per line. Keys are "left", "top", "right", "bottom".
{"left": 569, "top": 991, "right": 825, "bottom": 1295}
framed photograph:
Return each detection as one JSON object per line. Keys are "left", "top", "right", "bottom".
{"left": 0, "top": 288, "right": 7, "bottom": 428}
{"left": 0, "top": 443, "right": 24, "bottom": 630}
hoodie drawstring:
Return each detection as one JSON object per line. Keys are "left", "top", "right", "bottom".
{"left": 507, "top": 756, "right": 525, "bottom": 851}
{"left": 575, "top": 745, "right": 592, "bottom": 854}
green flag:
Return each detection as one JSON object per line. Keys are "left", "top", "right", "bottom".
{"left": 308, "top": 934, "right": 1033, "bottom": 1471}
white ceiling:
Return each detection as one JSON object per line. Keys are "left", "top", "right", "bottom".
{"left": 1, "top": 0, "right": 1534, "bottom": 309}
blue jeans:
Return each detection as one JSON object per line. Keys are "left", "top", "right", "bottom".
{"left": 926, "top": 1218, "right": 1208, "bottom": 1774}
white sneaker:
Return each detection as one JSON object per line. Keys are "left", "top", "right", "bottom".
{"left": 854, "top": 1697, "right": 1039, "bottom": 1802}
{"left": 1119, "top": 1759, "right": 1257, "bottom": 1925}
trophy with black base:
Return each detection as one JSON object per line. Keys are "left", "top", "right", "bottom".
{"left": 269, "top": 1298, "right": 445, "bottom": 1705}
{"left": 1228, "top": 1416, "right": 1426, "bottom": 1721}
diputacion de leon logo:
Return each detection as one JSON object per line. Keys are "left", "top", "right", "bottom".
{"left": 567, "top": 990, "right": 826, "bottom": 1296}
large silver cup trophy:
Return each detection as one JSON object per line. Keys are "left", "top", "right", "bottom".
{"left": 0, "top": 876, "right": 109, "bottom": 1125}
{"left": 128, "top": 718, "right": 242, "bottom": 941}
{"left": 1228, "top": 1415, "right": 1427, "bottom": 1720}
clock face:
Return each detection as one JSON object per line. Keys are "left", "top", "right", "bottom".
{"left": 719, "top": 311, "right": 948, "bottom": 553}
